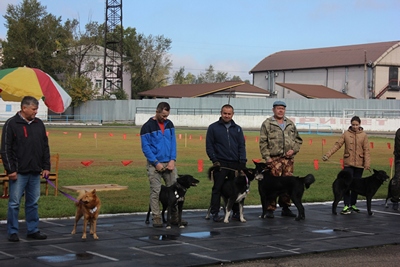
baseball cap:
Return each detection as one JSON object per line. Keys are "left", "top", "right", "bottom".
{"left": 273, "top": 100, "right": 286, "bottom": 107}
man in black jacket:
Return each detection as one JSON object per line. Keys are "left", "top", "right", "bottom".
{"left": 206, "top": 104, "right": 247, "bottom": 222}
{"left": 1, "top": 96, "right": 50, "bottom": 242}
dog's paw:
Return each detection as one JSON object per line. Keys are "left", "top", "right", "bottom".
{"left": 71, "top": 230, "right": 76, "bottom": 235}
{"left": 81, "top": 235, "right": 87, "bottom": 240}
{"left": 179, "top": 225, "right": 185, "bottom": 229}
{"left": 93, "top": 234, "right": 99, "bottom": 239}
{"left": 368, "top": 212, "right": 374, "bottom": 215}
{"left": 223, "top": 219, "right": 229, "bottom": 223}
{"left": 166, "top": 225, "right": 172, "bottom": 229}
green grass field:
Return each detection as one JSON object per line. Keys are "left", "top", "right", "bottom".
{"left": 0, "top": 126, "right": 395, "bottom": 220}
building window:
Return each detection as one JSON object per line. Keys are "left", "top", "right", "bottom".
{"left": 5, "top": 104, "right": 11, "bottom": 112}
{"left": 95, "top": 79, "right": 102, "bottom": 89}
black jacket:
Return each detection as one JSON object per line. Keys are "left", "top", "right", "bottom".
{"left": 1, "top": 112, "right": 50, "bottom": 174}
{"left": 206, "top": 117, "right": 247, "bottom": 165}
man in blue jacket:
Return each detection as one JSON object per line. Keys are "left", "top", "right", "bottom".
{"left": 140, "top": 102, "right": 181, "bottom": 227}
{"left": 206, "top": 104, "right": 247, "bottom": 222}
{"left": 1, "top": 96, "right": 50, "bottom": 242}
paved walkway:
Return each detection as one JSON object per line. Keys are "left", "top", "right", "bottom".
{"left": 0, "top": 200, "right": 399, "bottom": 267}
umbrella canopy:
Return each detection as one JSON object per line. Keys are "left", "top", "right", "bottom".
{"left": 0, "top": 67, "right": 72, "bottom": 113}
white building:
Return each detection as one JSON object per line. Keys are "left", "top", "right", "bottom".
{"left": 250, "top": 41, "right": 400, "bottom": 99}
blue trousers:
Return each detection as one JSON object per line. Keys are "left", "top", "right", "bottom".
{"left": 7, "top": 173, "right": 41, "bottom": 237}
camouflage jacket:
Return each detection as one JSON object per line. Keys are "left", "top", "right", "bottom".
{"left": 259, "top": 116, "right": 303, "bottom": 161}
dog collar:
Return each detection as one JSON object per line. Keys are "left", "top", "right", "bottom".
{"left": 90, "top": 207, "right": 98, "bottom": 214}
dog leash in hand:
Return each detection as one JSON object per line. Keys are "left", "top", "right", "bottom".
{"left": 43, "top": 175, "right": 80, "bottom": 203}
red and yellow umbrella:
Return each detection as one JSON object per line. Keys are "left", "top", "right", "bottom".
{"left": 0, "top": 67, "right": 72, "bottom": 113}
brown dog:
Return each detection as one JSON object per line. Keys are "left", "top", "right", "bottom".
{"left": 71, "top": 189, "right": 101, "bottom": 239}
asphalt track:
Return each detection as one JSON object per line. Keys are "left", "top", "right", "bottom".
{"left": 0, "top": 200, "right": 399, "bottom": 267}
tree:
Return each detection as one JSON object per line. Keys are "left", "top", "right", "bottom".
{"left": 124, "top": 29, "right": 172, "bottom": 98}
{"left": 2, "top": 0, "right": 72, "bottom": 76}
{"left": 172, "top": 67, "right": 196, "bottom": 84}
{"left": 196, "top": 65, "right": 229, "bottom": 83}
{"left": 63, "top": 75, "right": 97, "bottom": 107}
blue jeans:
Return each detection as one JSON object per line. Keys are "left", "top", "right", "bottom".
{"left": 7, "top": 173, "right": 41, "bottom": 236}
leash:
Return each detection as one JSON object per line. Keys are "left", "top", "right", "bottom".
{"left": 43, "top": 175, "right": 80, "bottom": 203}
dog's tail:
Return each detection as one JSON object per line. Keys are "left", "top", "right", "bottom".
{"left": 303, "top": 174, "right": 316, "bottom": 189}
{"left": 337, "top": 170, "right": 353, "bottom": 187}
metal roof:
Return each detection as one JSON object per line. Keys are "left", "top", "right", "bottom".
{"left": 276, "top": 82, "right": 355, "bottom": 99}
{"left": 138, "top": 81, "right": 269, "bottom": 98}
{"left": 251, "top": 41, "right": 400, "bottom": 72}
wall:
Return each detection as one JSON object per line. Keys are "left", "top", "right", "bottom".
{"left": 0, "top": 99, "right": 48, "bottom": 121}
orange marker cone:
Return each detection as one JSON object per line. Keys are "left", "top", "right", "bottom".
{"left": 46, "top": 131, "right": 49, "bottom": 136}
{"left": 200, "top": 135, "right": 203, "bottom": 140}
{"left": 309, "top": 139, "right": 312, "bottom": 145}
{"left": 123, "top": 134, "right": 127, "bottom": 139}
{"left": 78, "top": 133, "right": 82, "bottom": 139}
{"left": 340, "top": 159, "right": 344, "bottom": 169}
{"left": 109, "top": 133, "right": 114, "bottom": 137}
{"left": 388, "top": 143, "right": 391, "bottom": 149}
{"left": 121, "top": 160, "right": 133, "bottom": 166}
{"left": 81, "top": 160, "right": 94, "bottom": 167}
{"left": 390, "top": 157, "right": 394, "bottom": 168}
{"left": 313, "top": 159, "right": 319, "bottom": 170}
{"left": 189, "top": 135, "right": 192, "bottom": 140}
{"left": 255, "top": 136, "right": 259, "bottom": 142}
{"left": 322, "top": 139, "right": 326, "bottom": 145}
{"left": 370, "top": 142, "right": 374, "bottom": 149}
{"left": 179, "top": 134, "right": 182, "bottom": 139}
{"left": 198, "top": 159, "right": 203, "bottom": 172}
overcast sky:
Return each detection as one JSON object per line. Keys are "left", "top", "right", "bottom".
{"left": 1, "top": 0, "right": 399, "bottom": 81}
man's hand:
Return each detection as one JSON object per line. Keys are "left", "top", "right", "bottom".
{"left": 213, "top": 161, "right": 221, "bottom": 171}
{"left": 322, "top": 155, "right": 329, "bottom": 161}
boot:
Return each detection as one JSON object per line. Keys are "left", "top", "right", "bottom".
{"left": 152, "top": 216, "right": 163, "bottom": 228}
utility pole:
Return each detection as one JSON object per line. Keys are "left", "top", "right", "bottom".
{"left": 103, "top": 0, "right": 123, "bottom": 97}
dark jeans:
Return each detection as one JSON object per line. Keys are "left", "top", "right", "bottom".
{"left": 343, "top": 166, "right": 364, "bottom": 206}
{"left": 210, "top": 165, "right": 239, "bottom": 215}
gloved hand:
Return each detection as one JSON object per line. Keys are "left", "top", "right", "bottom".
{"left": 322, "top": 155, "right": 329, "bottom": 161}
{"left": 213, "top": 161, "right": 221, "bottom": 171}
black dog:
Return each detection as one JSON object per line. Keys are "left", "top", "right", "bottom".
{"left": 145, "top": 174, "right": 199, "bottom": 229}
{"left": 252, "top": 161, "right": 315, "bottom": 221}
{"left": 205, "top": 166, "right": 256, "bottom": 223}
{"left": 385, "top": 176, "right": 400, "bottom": 209}
{"left": 332, "top": 169, "right": 389, "bottom": 215}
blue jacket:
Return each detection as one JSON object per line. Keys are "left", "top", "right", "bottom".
{"left": 206, "top": 117, "right": 247, "bottom": 164}
{"left": 1, "top": 112, "right": 50, "bottom": 174}
{"left": 140, "top": 117, "right": 177, "bottom": 166}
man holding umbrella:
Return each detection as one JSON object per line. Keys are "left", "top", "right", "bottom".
{"left": 1, "top": 96, "right": 50, "bottom": 242}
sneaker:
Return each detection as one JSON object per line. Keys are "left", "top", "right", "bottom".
{"left": 152, "top": 216, "right": 163, "bottom": 228}
{"left": 340, "top": 205, "right": 351, "bottom": 215}
{"left": 27, "top": 231, "right": 47, "bottom": 240}
{"left": 8, "top": 233, "right": 19, "bottom": 242}
{"left": 266, "top": 210, "right": 274, "bottom": 219}
{"left": 281, "top": 208, "right": 296, "bottom": 217}
{"left": 212, "top": 213, "right": 223, "bottom": 222}
{"left": 393, "top": 202, "right": 399, "bottom": 211}
{"left": 231, "top": 213, "right": 240, "bottom": 221}
{"left": 351, "top": 205, "right": 360, "bottom": 213}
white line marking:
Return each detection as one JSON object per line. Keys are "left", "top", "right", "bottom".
{"left": 257, "top": 246, "right": 301, "bottom": 255}
{"left": 0, "top": 250, "right": 17, "bottom": 258}
{"left": 129, "top": 247, "right": 165, "bottom": 256}
{"left": 42, "top": 221, "right": 66, "bottom": 226}
{"left": 49, "top": 245, "right": 75, "bottom": 253}
{"left": 190, "top": 252, "right": 230, "bottom": 262}
{"left": 86, "top": 251, "right": 119, "bottom": 261}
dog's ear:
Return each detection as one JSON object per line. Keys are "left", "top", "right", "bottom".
{"left": 92, "top": 189, "right": 97, "bottom": 195}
